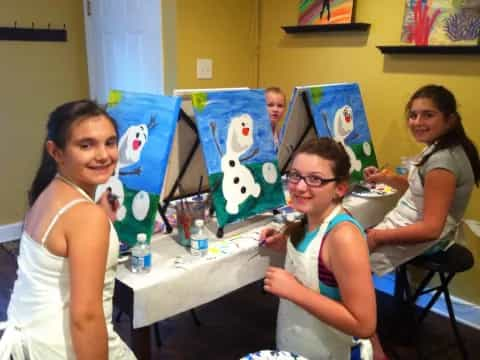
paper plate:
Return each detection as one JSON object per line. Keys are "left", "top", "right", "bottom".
{"left": 240, "top": 350, "right": 309, "bottom": 360}
{"left": 350, "top": 183, "right": 397, "bottom": 198}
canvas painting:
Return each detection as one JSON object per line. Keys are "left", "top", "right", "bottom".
{"left": 191, "top": 89, "right": 286, "bottom": 228}
{"left": 298, "top": 0, "right": 355, "bottom": 25}
{"left": 401, "top": 0, "right": 480, "bottom": 45}
{"left": 304, "top": 83, "right": 377, "bottom": 183}
{"left": 97, "top": 90, "right": 181, "bottom": 246}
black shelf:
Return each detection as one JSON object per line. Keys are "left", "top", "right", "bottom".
{"left": 377, "top": 45, "right": 480, "bottom": 55}
{"left": 282, "top": 23, "right": 370, "bottom": 34}
{"left": 0, "top": 26, "right": 67, "bottom": 42}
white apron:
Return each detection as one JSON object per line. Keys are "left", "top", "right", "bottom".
{"left": 277, "top": 206, "right": 358, "bottom": 360}
{"left": 370, "top": 157, "right": 458, "bottom": 276}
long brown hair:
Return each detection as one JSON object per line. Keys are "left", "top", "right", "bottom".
{"left": 28, "top": 100, "right": 118, "bottom": 206}
{"left": 283, "top": 137, "right": 351, "bottom": 246}
{"left": 407, "top": 85, "right": 480, "bottom": 186}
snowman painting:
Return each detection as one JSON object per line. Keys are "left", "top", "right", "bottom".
{"left": 212, "top": 114, "right": 261, "bottom": 215}
{"left": 192, "top": 89, "right": 286, "bottom": 229}
{"left": 305, "top": 83, "right": 377, "bottom": 182}
{"left": 331, "top": 105, "right": 362, "bottom": 173}
{"left": 96, "top": 116, "right": 157, "bottom": 221}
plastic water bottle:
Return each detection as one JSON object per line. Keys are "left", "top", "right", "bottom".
{"left": 130, "top": 233, "right": 152, "bottom": 273}
{"left": 395, "top": 156, "right": 410, "bottom": 176}
{"left": 190, "top": 219, "right": 209, "bottom": 257}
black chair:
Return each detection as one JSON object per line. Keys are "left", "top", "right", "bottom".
{"left": 395, "top": 243, "right": 474, "bottom": 360}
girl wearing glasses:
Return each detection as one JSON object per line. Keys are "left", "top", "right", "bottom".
{"left": 363, "top": 85, "right": 480, "bottom": 360}
{"left": 260, "top": 138, "right": 376, "bottom": 360}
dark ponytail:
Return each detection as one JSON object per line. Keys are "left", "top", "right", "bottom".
{"left": 407, "top": 85, "right": 480, "bottom": 186}
{"left": 28, "top": 100, "right": 117, "bottom": 206}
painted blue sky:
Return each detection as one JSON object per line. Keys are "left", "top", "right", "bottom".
{"left": 193, "top": 89, "right": 277, "bottom": 174}
{"left": 306, "top": 83, "right": 372, "bottom": 144}
{"left": 107, "top": 91, "right": 180, "bottom": 194}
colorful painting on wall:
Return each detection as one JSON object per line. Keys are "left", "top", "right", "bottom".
{"left": 304, "top": 83, "right": 378, "bottom": 183}
{"left": 298, "top": 0, "right": 355, "bottom": 25}
{"left": 96, "top": 90, "right": 181, "bottom": 246}
{"left": 401, "top": 0, "right": 480, "bottom": 45}
{"left": 191, "top": 89, "right": 286, "bottom": 228}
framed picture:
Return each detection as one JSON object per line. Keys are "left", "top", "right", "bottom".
{"left": 298, "top": 0, "right": 355, "bottom": 25}
{"left": 401, "top": 0, "right": 480, "bottom": 45}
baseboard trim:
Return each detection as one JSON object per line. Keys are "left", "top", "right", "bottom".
{"left": 0, "top": 222, "right": 23, "bottom": 243}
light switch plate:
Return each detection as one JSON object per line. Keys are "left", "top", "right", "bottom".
{"left": 196, "top": 58, "right": 213, "bottom": 79}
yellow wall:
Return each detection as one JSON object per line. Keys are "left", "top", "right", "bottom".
{"left": 258, "top": 0, "right": 480, "bottom": 302}
{"left": 175, "top": 0, "right": 259, "bottom": 90}
{"left": 0, "top": 0, "right": 89, "bottom": 223}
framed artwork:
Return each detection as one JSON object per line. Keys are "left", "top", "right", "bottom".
{"left": 303, "top": 83, "right": 378, "bottom": 183}
{"left": 191, "top": 89, "right": 286, "bottom": 228}
{"left": 97, "top": 90, "right": 181, "bottom": 246}
{"left": 298, "top": 0, "right": 355, "bottom": 25}
{"left": 401, "top": 0, "right": 480, "bottom": 45}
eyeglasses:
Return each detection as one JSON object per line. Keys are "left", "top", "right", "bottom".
{"left": 286, "top": 171, "right": 337, "bottom": 188}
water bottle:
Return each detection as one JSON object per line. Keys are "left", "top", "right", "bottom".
{"left": 190, "top": 219, "right": 209, "bottom": 257}
{"left": 395, "top": 156, "right": 410, "bottom": 176}
{"left": 130, "top": 233, "right": 152, "bottom": 273}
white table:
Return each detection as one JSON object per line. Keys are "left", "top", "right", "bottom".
{"left": 114, "top": 214, "right": 284, "bottom": 359}
{"left": 343, "top": 191, "right": 401, "bottom": 229}
{"left": 114, "top": 192, "right": 400, "bottom": 359}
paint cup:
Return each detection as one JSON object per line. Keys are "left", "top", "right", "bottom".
{"left": 175, "top": 202, "right": 192, "bottom": 247}
{"left": 188, "top": 195, "right": 208, "bottom": 222}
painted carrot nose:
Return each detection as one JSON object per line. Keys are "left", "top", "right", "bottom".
{"left": 133, "top": 139, "right": 142, "bottom": 150}
{"left": 242, "top": 127, "right": 250, "bottom": 136}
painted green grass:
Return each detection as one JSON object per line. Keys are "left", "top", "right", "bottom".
{"left": 114, "top": 187, "right": 159, "bottom": 247}
{"left": 209, "top": 161, "right": 286, "bottom": 227}
{"left": 350, "top": 141, "right": 378, "bottom": 183}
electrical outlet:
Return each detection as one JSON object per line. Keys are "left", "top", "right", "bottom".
{"left": 196, "top": 58, "right": 213, "bottom": 79}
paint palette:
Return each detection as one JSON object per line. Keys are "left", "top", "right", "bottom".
{"left": 350, "top": 182, "right": 397, "bottom": 198}
{"left": 241, "top": 350, "right": 308, "bottom": 360}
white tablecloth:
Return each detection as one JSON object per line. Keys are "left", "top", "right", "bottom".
{"left": 116, "top": 216, "right": 284, "bottom": 329}
{"left": 116, "top": 193, "right": 400, "bottom": 329}
{"left": 343, "top": 192, "right": 401, "bottom": 229}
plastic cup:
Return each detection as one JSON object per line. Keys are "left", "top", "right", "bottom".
{"left": 175, "top": 202, "right": 192, "bottom": 247}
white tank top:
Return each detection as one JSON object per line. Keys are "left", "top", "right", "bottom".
{"left": 0, "top": 176, "right": 136, "bottom": 359}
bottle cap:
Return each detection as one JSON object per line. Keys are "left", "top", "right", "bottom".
{"left": 194, "top": 219, "right": 204, "bottom": 227}
{"left": 285, "top": 213, "right": 296, "bottom": 223}
{"left": 137, "top": 233, "right": 147, "bottom": 242}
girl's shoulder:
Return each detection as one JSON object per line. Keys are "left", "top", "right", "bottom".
{"left": 326, "top": 213, "right": 365, "bottom": 235}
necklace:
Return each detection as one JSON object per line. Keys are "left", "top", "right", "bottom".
{"left": 55, "top": 174, "right": 93, "bottom": 202}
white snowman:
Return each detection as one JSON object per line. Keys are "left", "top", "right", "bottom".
{"left": 96, "top": 118, "right": 156, "bottom": 221}
{"left": 220, "top": 114, "right": 261, "bottom": 215}
{"left": 332, "top": 105, "right": 362, "bottom": 173}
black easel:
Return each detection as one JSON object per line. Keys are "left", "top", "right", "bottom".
{"left": 280, "top": 91, "right": 318, "bottom": 174}
{"left": 157, "top": 109, "right": 224, "bottom": 237}
{"left": 157, "top": 109, "right": 201, "bottom": 233}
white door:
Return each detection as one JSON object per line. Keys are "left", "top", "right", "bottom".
{"left": 83, "top": 0, "right": 164, "bottom": 104}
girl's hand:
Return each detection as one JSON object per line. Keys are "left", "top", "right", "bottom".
{"left": 264, "top": 266, "right": 302, "bottom": 300}
{"left": 97, "top": 190, "right": 119, "bottom": 222}
{"left": 363, "top": 166, "right": 378, "bottom": 180}
{"left": 364, "top": 167, "right": 395, "bottom": 184}
{"left": 260, "top": 227, "right": 287, "bottom": 252}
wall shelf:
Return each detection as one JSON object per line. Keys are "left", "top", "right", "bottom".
{"left": 282, "top": 23, "right": 370, "bottom": 34}
{"left": 0, "top": 26, "right": 67, "bottom": 42}
{"left": 377, "top": 45, "right": 480, "bottom": 55}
